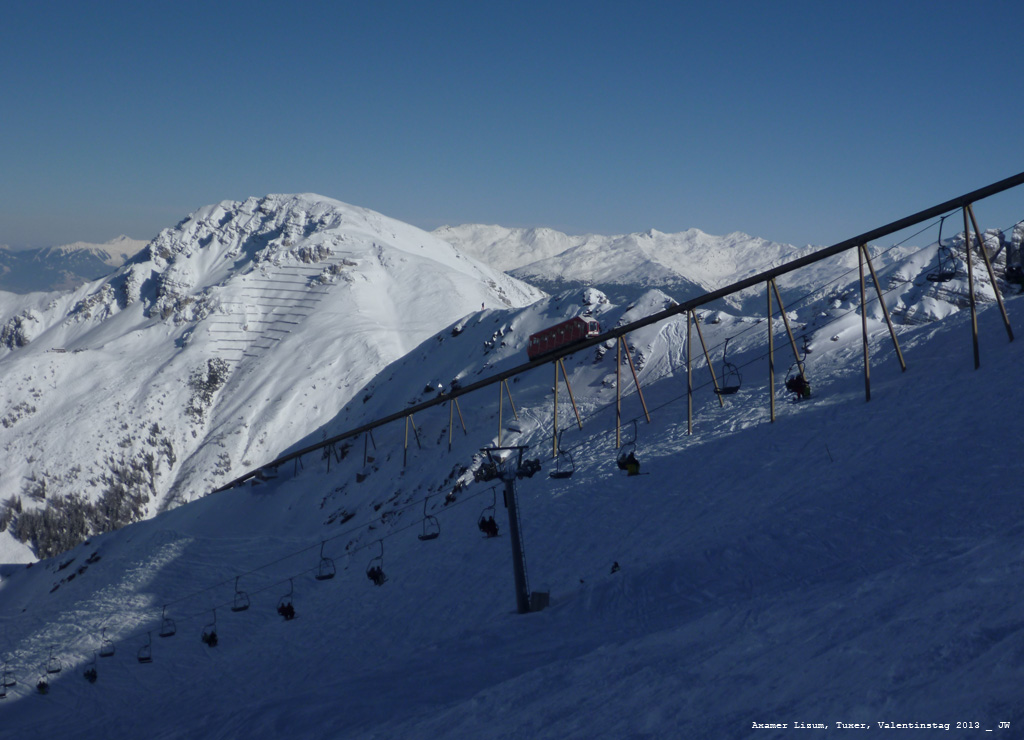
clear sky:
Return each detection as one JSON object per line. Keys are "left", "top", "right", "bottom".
{"left": 2, "top": 0, "right": 1023, "bottom": 250}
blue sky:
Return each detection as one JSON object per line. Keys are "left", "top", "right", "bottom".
{"left": 2, "top": 0, "right": 1023, "bottom": 249}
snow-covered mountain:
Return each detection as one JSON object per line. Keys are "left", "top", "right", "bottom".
{"left": 435, "top": 220, "right": 1015, "bottom": 321}
{"left": 3, "top": 194, "right": 1023, "bottom": 737}
{"left": 0, "top": 194, "right": 542, "bottom": 561}
{"left": 434, "top": 224, "right": 819, "bottom": 302}
{"left": 0, "top": 236, "right": 147, "bottom": 293}
{"left": 1, "top": 247, "right": 1022, "bottom": 738}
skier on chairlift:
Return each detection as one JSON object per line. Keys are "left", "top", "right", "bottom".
{"left": 479, "top": 515, "right": 499, "bottom": 538}
{"left": 367, "top": 565, "right": 386, "bottom": 586}
{"left": 785, "top": 374, "right": 811, "bottom": 400}
{"left": 617, "top": 451, "right": 640, "bottom": 476}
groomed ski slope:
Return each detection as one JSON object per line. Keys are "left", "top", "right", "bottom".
{"left": 1, "top": 290, "right": 1023, "bottom": 738}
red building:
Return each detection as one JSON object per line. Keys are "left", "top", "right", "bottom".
{"left": 527, "top": 317, "right": 601, "bottom": 360}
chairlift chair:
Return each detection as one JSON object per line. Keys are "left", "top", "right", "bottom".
{"left": 98, "top": 628, "right": 115, "bottom": 658}
{"left": 137, "top": 632, "right": 153, "bottom": 664}
{"left": 83, "top": 653, "right": 98, "bottom": 683}
{"left": 713, "top": 337, "right": 742, "bottom": 395}
{"left": 783, "top": 360, "right": 811, "bottom": 401}
{"left": 366, "top": 540, "right": 387, "bottom": 586}
{"left": 45, "top": 646, "right": 61, "bottom": 675}
{"left": 315, "top": 542, "right": 336, "bottom": 581}
{"left": 477, "top": 488, "right": 499, "bottom": 538}
{"left": 616, "top": 420, "right": 638, "bottom": 469}
{"left": 549, "top": 431, "right": 576, "bottom": 479}
{"left": 926, "top": 215, "right": 958, "bottom": 283}
{"left": 201, "top": 610, "right": 218, "bottom": 647}
{"left": 418, "top": 497, "right": 440, "bottom": 541}
{"left": 277, "top": 579, "right": 296, "bottom": 620}
{"left": 158, "top": 605, "right": 177, "bottom": 638}
{"left": 231, "top": 576, "right": 251, "bottom": 612}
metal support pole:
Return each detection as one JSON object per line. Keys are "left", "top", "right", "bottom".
{"left": 503, "top": 472, "right": 530, "bottom": 614}
{"left": 859, "top": 245, "right": 871, "bottom": 401}
{"left": 691, "top": 310, "right": 724, "bottom": 405}
{"left": 768, "top": 283, "right": 775, "bottom": 422}
{"left": 963, "top": 207, "right": 981, "bottom": 369}
{"left": 484, "top": 447, "right": 532, "bottom": 614}
{"left": 686, "top": 310, "right": 693, "bottom": 434}
{"left": 503, "top": 380, "right": 519, "bottom": 420}
{"left": 967, "top": 204, "right": 1014, "bottom": 342}
{"left": 454, "top": 398, "right": 467, "bottom": 433}
{"left": 558, "top": 358, "right": 583, "bottom": 431}
{"left": 860, "top": 243, "right": 907, "bottom": 372}
{"left": 410, "top": 414, "right": 420, "bottom": 448}
{"left": 553, "top": 362, "right": 559, "bottom": 459}
{"left": 404, "top": 416, "right": 409, "bottom": 467}
{"left": 363, "top": 430, "right": 377, "bottom": 467}
{"left": 448, "top": 398, "right": 468, "bottom": 452}
{"left": 616, "top": 336, "right": 621, "bottom": 448}
{"left": 770, "top": 279, "right": 806, "bottom": 381}
{"left": 498, "top": 383, "right": 503, "bottom": 446}
{"left": 621, "top": 336, "right": 651, "bottom": 423}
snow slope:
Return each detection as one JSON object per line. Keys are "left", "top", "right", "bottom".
{"left": 1, "top": 251, "right": 1022, "bottom": 738}
{"left": 0, "top": 194, "right": 542, "bottom": 562}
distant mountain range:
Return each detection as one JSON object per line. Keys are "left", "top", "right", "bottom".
{"left": 433, "top": 224, "right": 814, "bottom": 305}
{"left": 0, "top": 236, "right": 147, "bottom": 293}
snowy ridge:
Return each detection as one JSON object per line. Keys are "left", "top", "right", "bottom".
{"left": 434, "top": 223, "right": 817, "bottom": 301}
{"left": 434, "top": 220, "right": 1016, "bottom": 320}
{"left": 0, "top": 194, "right": 542, "bottom": 562}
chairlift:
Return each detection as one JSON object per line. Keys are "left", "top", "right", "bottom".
{"left": 158, "top": 605, "right": 177, "bottom": 638}
{"left": 137, "top": 632, "right": 153, "bottom": 664}
{"left": 477, "top": 488, "right": 499, "bottom": 538}
{"left": 83, "top": 653, "right": 98, "bottom": 683}
{"left": 783, "top": 360, "right": 811, "bottom": 401}
{"left": 315, "top": 542, "right": 336, "bottom": 581}
{"left": 713, "top": 337, "right": 742, "bottom": 395}
{"left": 277, "top": 579, "right": 296, "bottom": 621}
{"left": 549, "top": 430, "right": 575, "bottom": 479}
{"left": 98, "top": 628, "right": 115, "bottom": 658}
{"left": 231, "top": 576, "right": 251, "bottom": 612}
{"left": 616, "top": 420, "right": 641, "bottom": 476}
{"left": 418, "top": 497, "right": 440, "bottom": 541}
{"left": 36, "top": 674, "right": 49, "bottom": 694}
{"left": 366, "top": 540, "right": 387, "bottom": 586}
{"left": 926, "top": 215, "right": 958, "bottom": 283}
{"left": 45, "top": 646, "right": 62, "bottom": 675}
{"left": 201, "top": 609, "right": 218, "bottom": 647}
